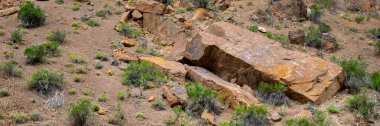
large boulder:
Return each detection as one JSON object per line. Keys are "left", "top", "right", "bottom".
{"left": 257, "top": 0, "right": 307, "bottom": 23}
{"left": 184, "top": 22, "right": 344, "bottom": 104}
{"left": 162, "top": 81, "right": 188, "bottom": 107}
{"left": 134, "top": 0, "right": 166, "bottom": 14}
{"left": 288, "top": 29, "right": 305, "bottom": 45}
{"left": 186, "top": 65, "right": 260, "bottom": 108}
{"left": 0, "top": 7, "right": 18, "bottom": 17}
{"left": 140, "top": 56, "right": 187, "bottom": 79}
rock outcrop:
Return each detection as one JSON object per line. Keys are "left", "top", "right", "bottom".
{"left": 184, "top": 22, "right": 344, "bottom": 103}
{"left": 134, "top": 0, "right": 166, "bottom": 14}
{"left": 140, "top": 56, "right": 187, "bottom": 79}
{"left": 185, "top": 66, "right": 260, "bottom": 107}
{"left": 162, "top": 81, "right": 188, "bottom": 107}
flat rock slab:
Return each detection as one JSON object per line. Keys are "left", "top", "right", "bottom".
{"left": 134, "top": 0, "right": 166, "bottom": 14}
{"left": 186, "top": 65, "right": 260, "bottom": 108}
{"left": 184, "top": 22, "right": 344, "bottom": 103}
{"left": 140, "top": 56, "right": 186, "bottom": 79}
{"left": 0, "top": 7, "right": 18, "bottom": 17}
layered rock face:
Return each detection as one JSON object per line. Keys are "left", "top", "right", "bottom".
{"left": 184, "top": 22, "right": 344, "bottom": 103}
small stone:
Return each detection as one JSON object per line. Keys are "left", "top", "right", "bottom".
{"left": 147, "top": 96, "right": 155, "bottom": 102}
{"left": 183, "top": 21, "right": 192, "bottom": 29}
{"left": 271, "top": 112, "right": 282, "bottom": 122}
{"left": 175, "top": 14, "right": 186, "bottom": 22}
{"left": 132, "top": 10, "right": 143, "bottom": 19}
{"left": 120, "top": 11, "right": 131, "bottom": 22}
{"left": 80, "top": 23, "right": 88, "bottom": 30}
{"left": 201, "top": 112, "right": 215, "bottom": 123}
{"left": 105, "top": 70, "right": 115, "bottom": 76}
{"left": 98, "top": 107, "right": 106, "bottom": 115}
{"left": 258, "top": 27, "right": 266, "bottom": 33}
{"left": 125, "top": 5, "right": 136, "bottom": 12}
{"left": 206, "top": 11, "right": 215, "bottom": 19}
{"left": 122, "top": 39, "right": 136, "bottom": 47}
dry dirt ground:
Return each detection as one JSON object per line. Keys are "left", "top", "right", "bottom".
{"left": 0, "top": 0, "right": 379, "bottom": 126}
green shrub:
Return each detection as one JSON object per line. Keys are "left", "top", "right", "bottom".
{"left": 121, "top": 61, "right": 165, "bottom": 88}
{"left": 0, "top": 60, "right": 22, "bottom": 77}
{"left": 340, "top": 13, "right": 351, "bottom": 21}
{"left": 285, "top": 117, "right": 313, "bottom": 126}
{"left": 24, "top": 44, "right": 47, "bottom": 64}
{"left": 265, "top": 32, "right": 289, "bottom": 45}
{"left": 67, "top": 99, "right": 92, "bottom": 126}
{"left": 308, "top": 4, "right": 321, "bottom": 24}
{"left": 17, "top": 1, "right": 46, "bottom": 27}
{"left": 55, "top": 0, "right": 64, "bottom": 4}
{"left": 0, "top": 88, "right": 10, "bottom": 97}
{"left": 314, "top": 110, "right": 331, "bottom": 126}
{"left": 164, "top": 115, "right": 175, "bottom": 125}
{"left": 108, "top": 103, "right": 124, "bottom": 125}
{"left": 68, "top": 88, "right": 77, "bottom": 95}
{"left": 71, "top": 21, "right": 80, "bottom": 28}
{"left": 370, "top": 72, "right": 380, "bottom": 91}
{"left": 338, "top": 58, "right": 368, "bottom": 93}
{"left": 305, "top": 26, "right": 322, "bottom": 48}
{"left": 255, "top": 82, "right": 290, "bottom": 106}
{"left": 3, "top": 50, "right": 14, "bottom": 59}
{"left": 0, "top": 29, "right": 5, "bottom": 36}
{"left": 318, "top": 23, "right": 331, "bottom": 33}
{"left": 94, "top": 61, "right": 103, "bottom": 69}
{"left": 161, "top": 0, "right": 174, "bottom": 5}
{"left": 326, "top": 104, "right": 340, "bottom": 114}
{"left": 230, "top": 105, "right": 268, "bottom": 126}
{"left": 115, "top": 22, "right": 142, "bottom": 37}
{"left": 98, "top": 92, "right": 107, "bottom": 102}
{"left": 27, "top": 69, "right": 65, "bottom": 95}
{"left": 347, "top": 26, "right": 358, "bottom": 33}
{"left": 135, "top": 112, "right": 146, "bottom": 121}
{"left": 0, "top": 112, "right": 4, "bottom": 119}
{"left": 175, "top": 7, "right": 186, "bottom": 13}
{"left": 188, "top": 0, "right": 212, "bottom": 8}
{"left": 74, "top": 75, "right": 84, "bottom": 83}
{"left": 345, "top": 94, "right": 375, "bottom": 119}
{"left": 375, "top": 40, "right": 380, "bottom": 55}
{"left": 151, "top": 99, "right": 166, "bottom": 111}
{"left": 10, "top": 29, "right": 23, "bottom": 43}
{"left": 115, "top": 0, "right": 124, "bottom": 6}
{"left": 47, "top": 29, "right": 66, "bottom": 43}
{"left": 116, "top": 90, "right": 127, "bottom": 100}
{"left": 95, "top": 51, "right": 108, "bottom": 61}
{"left": 43, "top": 41, "right": 60, "bottom": 57}
{"left": 366, "top": 28, "right": 380, "bottom": 39}
{"left": 70, "top": 66, "right": 87, "bottom": 74}
{"left": 96, "top": 4, "right": 112, "bottom": 18}
{"left": 314, "top": 0, "right": 333, "bottom": 9}
{"left": 69, "top": 53, "right": 86, "bottom": 64}
{"left": 247, "top": 25, "right": 258, "bottom": 32}
{"left": 185, "top": 6, "right": 194, "bottom": 11}
{"left": 92, "top": 104, "right": 100, "bottom": 111}
{"left": 355, "top": 15, "right": 365, "bottom": 23}
{"left": 185, "top": 82, "right": 221, "bottom": 117}
{"left": 82, "top": 88, "right": 92, "bottom": 96}
{"left": 85, "top": 19, "right": 100, "bottom": 27}
{"left": 135, "top": 42, "right": 158, "bottom": 56}
{"left": 72, "top": 2, "right": 81, "bottom": 11}
{"left": 11, "top": 112, "right": 29, "bottom": 124}
{"left": 30, "top": 110, "right": 42, "bottom": 122}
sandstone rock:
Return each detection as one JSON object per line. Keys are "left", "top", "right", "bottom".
{"left": 162, "top": 81, "right": 188, "bottom": 107}
{"left": 147, "top": 96, "right": 155, "bottom": 102}
{"left": 184, "top": 22, "right": 344, "bottom": 103}
{"left": 270, "top": 112, "right": 282, "bottom": 122}
{"left": 0, "top": 7, "right": 18, "bottom": 17}
{"left": 134, "top": 0, "right": 166, "bottom": 14}
{"left": 132, "top": 10, "right": 143, "bottom": 19}
{"left": 98, "top": 107, "right": 107, "bottom": 115}
{"left": 112, "top": 49, "right": 138, "bottom": 62}
{"left": 80, "top": 23, "right": 89, "bottom": 30}
{"left": 192, "top": 8, "right": 207, "bottom": 20}
{"left": 257, "top": 0, "right": 307, "bottom": 23}
{"left": 142, "top": 13, "right": 187, "bottom": 60}
{"left": 321, "top": 33, "right": 338, "bottom": 53}
{"left": 120, "top": 11, "right": 131, "bottom": 22}
{"left": 164, "top": 5, "right": 174, "bottom": 14}
{"left": 258, "top": 27, "right": 266, "bottom": 33}
{"left": 125, "top": 5, "right": 136, "bottom": 12}
{"left": 206, "top": 11, "right": 215, "bottom": 19}
{"left": 122, "top": 39, "right": 136, "bottom": 47}
{"left": 140, "top": 56, "right": 186, "bottom": 79}
{"left": 201, "top": 111, "right": 216, "bottom": 124}
{"left": 288, "top": 29, "right": 305, "bottom": 45}
{"left": 175, "top": 14, "right": 186, "bottom": 22}
{"left": 105, "top": 70, "right": 115, "bottom": 76}
{"left": 186, "top": 66, "right": 260, "bottom": 107}
{"left": 183, "top": 21, "right": 193, "bottom": 29}
{"left": 242, "top": 85, "right": 254, "bottom": 96}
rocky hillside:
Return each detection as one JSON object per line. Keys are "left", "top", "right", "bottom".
{"left": 0, "top": 0, "right": 379, "bottom": 126}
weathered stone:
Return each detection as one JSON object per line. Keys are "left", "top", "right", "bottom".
{"left": 201, "top": 112, "right": 216, "bottom": 124}
{"left": 125, "top": 5, "right": 136, "bottom": 12}
{"left": 270, "top": 112, "right": 282, "bottom": 122}
{"left": 242, "top": 85, "right": 254, "bottom": 96}
{"left": 258, "top": 27, "right": 266, "bottom": 33}
{"left": 120, "top": 11, "right": 131, "bottom": 22}
{"left": 257, "top": 0, "right": 307, "bottom": 23}
{"left": 140, "top": 56, "right": 186, "bottom": 79}
{"left": 184, "top": 22, "right": 344, "bottom": 103}
{"left": 132, "top": 10, "right": 143, "bottom": 19}
{"left": 147, "top": 96, "right": 155, "bottom": 102}
{"left": 321, "top": 33, "right": 338, "bottom": 53}
{"left": 121, "top": 39, "right": 136, "bottom": 47}
{"left": 288, "top": 29, "right": 305, "bottom": 45}
{"left": 134, "top": 0, "right": 166, "bottom": 14}
{"left": 175, "top": 14, "right": 186, "bottom": 22}
{"left": 98, "top": 107, "right": 107, "bottom": 115}
{"left": 112, "top": 49, "right": 138, "bottom": 62}
{"left": 185, "top": 66, "right": 260, "bottom": 108}
{"left": 164, "top": 5, "right": 174, "bottom": 14}
{"left": 142, "top": 13, "right": 187, "bottom": 60}
{"left": 0, "top": 7, "right": 18, "bottom": 17}
{"left": 162, "top": 81, "right": 188, "bottom": 107}
{"left": 105, "top": 69, "right": 115, "bottom": 76}
{"left": 192, "top": 8, "right": 207, "bottom": 20}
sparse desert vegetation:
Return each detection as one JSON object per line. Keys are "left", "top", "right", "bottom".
{"left": 0, "top": 0, "right": 379, "bottom": 125}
